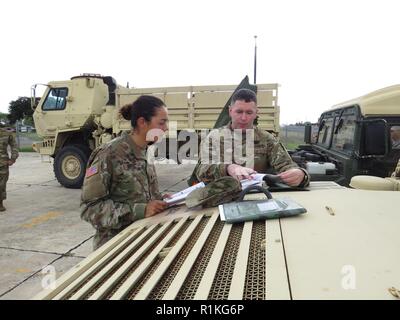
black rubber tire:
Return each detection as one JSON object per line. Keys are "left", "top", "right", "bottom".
{"left": 54, "top": 145, "right": 90, "bottom": 189}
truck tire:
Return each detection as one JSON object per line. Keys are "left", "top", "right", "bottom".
{"left": 54, "top": 145, "right": 90, "bottom": 189}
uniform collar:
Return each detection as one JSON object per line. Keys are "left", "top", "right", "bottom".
{"left": 121, "top": 131, "right": 147, "bottom": 160}
{"left": 224, "top": 121, "right": 261, "bottom": 142}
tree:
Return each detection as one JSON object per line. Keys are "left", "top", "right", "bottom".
{"left": 7, "top": 97, "right": 34, "bottom": 124}
{"left": 0, "top": 112, "right": 8, "bottom": 124}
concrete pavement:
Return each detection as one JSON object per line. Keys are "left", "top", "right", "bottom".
{"left": 0, "top": 152, "right": 195, "bottom": 299}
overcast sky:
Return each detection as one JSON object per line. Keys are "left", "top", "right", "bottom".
{"left": 1, "top": 0, "right": 400, "bottom": 124}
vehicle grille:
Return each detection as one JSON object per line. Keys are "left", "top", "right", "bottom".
{"left": 34, "top": 211, "right": 270, "bottom": 300}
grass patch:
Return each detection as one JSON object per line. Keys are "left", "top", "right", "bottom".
{"left": 279, "top": 129, "right": 304, "bottom": 151}
{"left": 19, "top": 146, "right": 35, "bottom": 152}
{"left": 282, "top": 142, "right": 300, "bottom": 150}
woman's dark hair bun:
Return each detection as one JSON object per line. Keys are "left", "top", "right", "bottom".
{"left": 119, "top": 95, "right": 165, "bottom": 128}
{"left": 119, "top": 104, "right": 132, "bottom": 120}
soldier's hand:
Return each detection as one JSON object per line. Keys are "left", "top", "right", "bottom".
{"left": 145, "top": 200, "right": 168, "bottom": 217}
{"left": 8, "top": 160, "right": 15, "bottom": 166}
{"left": 162, "top": 193, "right": 172, "bottom": 199}
{"left": 227, "top": 164, "right": 257, "bottom": 181}
{"left": 278, "top": 168, "right": 305, "bottom": 186}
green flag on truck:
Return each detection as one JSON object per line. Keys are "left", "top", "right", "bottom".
{"left": 213, "top": 75, "right": 257, "bottom": 129}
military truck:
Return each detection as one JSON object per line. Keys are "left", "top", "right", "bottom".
{"left": 290, "top": 85, "right": 400, "bottom": 186}
{"left": 32, "top": 74, "right": 280, "bottom": 188}
{"left": 33, "top": 179, "right": 400, "bottom": 300}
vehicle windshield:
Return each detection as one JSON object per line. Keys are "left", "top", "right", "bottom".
{"left": 316, "top": 117, "right": 334, "bottom": 148}
{"left": 331, "top": 112, "right": 357, "bottom": 154}
{"left": 42, "top": 88, "right": 68, "bottom": 111}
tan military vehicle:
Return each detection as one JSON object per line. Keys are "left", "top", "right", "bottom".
{"left": 32, "top": 74, "right": 279, "bottom": 188}
{"left": 292, "top": 84, "right": 400, "bottom": 186}
{"left": 33, "top": 180, "right": 400, "bottom": 300}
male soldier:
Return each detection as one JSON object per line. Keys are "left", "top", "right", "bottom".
{"left": 0, "top": 124, "right": 19, "bottom": 211}
{"left": 192, "top": 88, "right": 309, "bottom": 187}
{"left": 390, "top": 126, "right": 400, "bottom": 149}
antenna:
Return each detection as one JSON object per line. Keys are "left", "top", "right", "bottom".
{"left": 253, "top": 35, "right": 257, "bottom": 85}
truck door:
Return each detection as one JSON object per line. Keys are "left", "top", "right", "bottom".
{"left": 34, "top": 84, "right": 71, "bottom": 136}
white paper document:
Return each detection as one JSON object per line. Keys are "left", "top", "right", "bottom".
{"left": 240, "top": 173, "right": 266, "bottom": 189}
{"left": 164, "top": 182, "right": 206, "bottom": 206}
{"left": 218, "top": 204, "right": 226, "bottom": 221}
{"left": 165, "top": 173, "right": 266, "bottom": 208}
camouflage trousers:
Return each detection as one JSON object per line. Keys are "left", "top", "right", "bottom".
{"left": 0, "top": 167, "right": 9, "bottom": 201}
{"left": 93, "top": 227, "right": 125, "bottom": 251}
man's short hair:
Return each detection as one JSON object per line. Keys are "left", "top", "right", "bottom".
{"left": 230, "top": 88, "right": 257, "bottom": 105}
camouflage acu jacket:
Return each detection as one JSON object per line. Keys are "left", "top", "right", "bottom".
{"left": 80, "top": 131, "right": 162, "bottom": 231}
{"left": 392, "top": 159, "right": 400, "bottom": 178}
{"left": 193, "top": 123, "right": 309, "bottom": 186}
{"left": 0, "top": 130, "right": 19, "bottom": 167}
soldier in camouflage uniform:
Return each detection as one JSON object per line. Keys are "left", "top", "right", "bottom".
{"left": 392, "top": 158, "right": 400, "bottom": 178}
{"left": 390, "top": 126, "right": 400, "bottom": 149}
{"left": 81, "top": 95, "right": 169, "bottom": 250}
{"left": 192, "top": 89, "right": 309, "bottom": 187}
{"left": 0, "top": 125, "right": 19, "bottom": 212}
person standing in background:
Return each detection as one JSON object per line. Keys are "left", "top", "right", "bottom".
{"left": 0, "top": 124, "right": 19, "bottom": 212}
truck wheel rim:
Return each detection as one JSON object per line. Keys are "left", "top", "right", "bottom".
{"left": 61, "top": 155, "right": 81, "bottom": 180}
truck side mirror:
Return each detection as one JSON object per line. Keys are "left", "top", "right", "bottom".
{"left": 359, "top": 119, "right": 389, "bottom": 157}
{"left": 304, "top": 123, "right": 312, "bottom": 144}
{"left": 31, "top": 85, "right": 38, "bottom": 110}
{"left": 31, "top": 83, "right": 51, "bottom": 111}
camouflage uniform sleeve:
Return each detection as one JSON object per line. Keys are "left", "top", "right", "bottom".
{"left": 193, "top": 130, "right": 228, "bottom": 183}
{"left": 266, "top": 135, "right": 310, "bottom": 187}
{"left": 151, "top": 165, "right": 163, "bottom": 200}
{"left": 392, "top": 159, "right": 400, "bottom": 178}
{"left": 8, "top": 134, "right": 19, "bottom": 161}
{"left": 80, "top": 149, "right": 147, "bottom": 230}
{"left": 147, "top": 163, "right": 163, "bottom": 200}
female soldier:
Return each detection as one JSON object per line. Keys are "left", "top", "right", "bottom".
{"left": 81, "top": 95, "right": 169, "bottom": 250}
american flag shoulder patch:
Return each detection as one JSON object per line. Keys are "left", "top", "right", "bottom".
{"left": 85, "top": 165, "right": 98, "bottom": 178}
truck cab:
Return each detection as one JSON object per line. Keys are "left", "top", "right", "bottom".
{"left": 291, "top": 85, "right": 400, "bottom": 186}
{"left": 32, "top": 74, "right": 118, "bottom": 188}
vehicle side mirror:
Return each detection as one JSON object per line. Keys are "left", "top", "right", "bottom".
{"left": 359, "top": 120, "right": 389, "bottom": 157}
{"left": 304, "top": 123, "right": 311, "bottom": 144}
{"left": 31, "top": 97, "right": 37, "bottom": 110}
{"left": 31, "top": 85, "right": 38, "bottom": 110}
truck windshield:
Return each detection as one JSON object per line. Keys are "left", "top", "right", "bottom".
{"left": 316, "top": 117, "right": 334, "bottom": 148}
{"left": 331, "top": 114, "right": 356, "bottom": 154}
{"left": 43, "top": 88, "right": 68, "bottom": 110}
